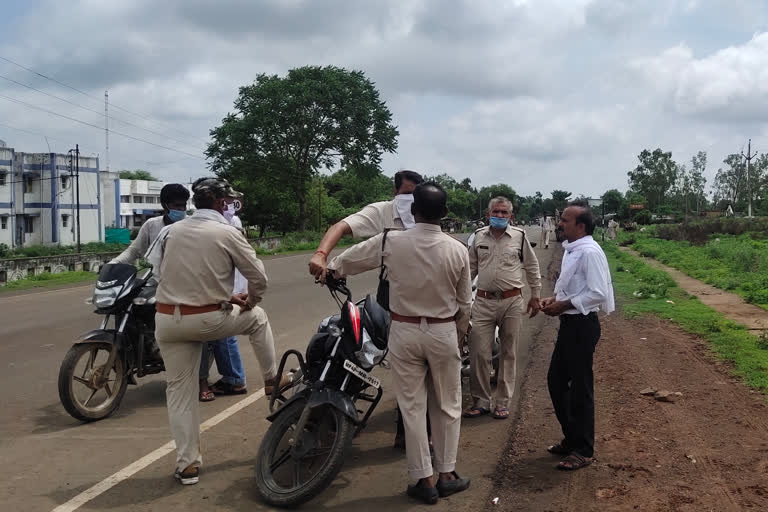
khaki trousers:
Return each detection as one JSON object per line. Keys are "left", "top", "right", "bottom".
{"left": 389, "top": 320, "right": 462, "bottom": 481}
{"left": 155, "top": 304, "right": 276, "bottom": 472}
{"left": 469, "top": 295, "right": 524, "bottom": 409}
{"left": 541, "top": 228, "right": 551, "bottom": 247}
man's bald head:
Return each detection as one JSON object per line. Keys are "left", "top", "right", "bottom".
{"left": 413, "top": 182, "right": 448, "bottom": 223}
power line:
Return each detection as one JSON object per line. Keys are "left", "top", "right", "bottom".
{"left": 0, "top": 73, "right": 205, "bottom": 152}
{"left": 0, "top": 121, "right": 100, "bottom": 156}
{"left": 0, "top": 54, "right": 211, "bottom": 146}
{"left": 0, "top": 93, "right": 206, "bottom": 160}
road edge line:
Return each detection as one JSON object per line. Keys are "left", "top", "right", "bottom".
{"left": 51, "top": 388, "right": 267, "bottom": 512}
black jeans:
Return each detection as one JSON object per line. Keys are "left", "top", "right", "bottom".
{"left": 547, "top": 312, "right": 601, "bottom": 458}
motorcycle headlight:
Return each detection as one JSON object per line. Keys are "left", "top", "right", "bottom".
{"left": 354, "top": 328, "right": 386, "bottom": 370}
{"left": 93, "top": 286, "right": 120, "bottom": 308}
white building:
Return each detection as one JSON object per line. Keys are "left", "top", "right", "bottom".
{"left": 100, "top": 176, "right": 194, "bottom": 230}
{"left": 0, "top": 145, "right": 102, "bottom": 248}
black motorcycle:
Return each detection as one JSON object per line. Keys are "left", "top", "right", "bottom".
{"left": 255, "top": 275, "right": 390, "bottom": 508}
{"left": 58, "top": 263, "right": 164, "bottom": 421}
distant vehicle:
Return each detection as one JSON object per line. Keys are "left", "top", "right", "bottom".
{"left": 440, "top": 216, "right": 463, "bottom": 232}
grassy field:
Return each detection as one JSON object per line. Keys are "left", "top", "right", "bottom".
{"left": 0, "top": 271, "right": 95, "bottom": 293}
{"left": 618, "top": 229, "right": 768, "bottom": 309}
{"left": 253, "top": 232, "right": 356, "bottom": 256}
{"left": 603, "top": 241, "right": 768, "bottom": 393}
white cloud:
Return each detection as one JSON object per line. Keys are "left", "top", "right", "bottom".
{"left": 631, "top": 32, "right": 768, "bottom": 121}
{"left": 1, "top": 0, "right": 768, "bottom": 198}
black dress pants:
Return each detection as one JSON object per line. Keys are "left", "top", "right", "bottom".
{"left": 547, "top": 312, "right": 601, "bottom": 458}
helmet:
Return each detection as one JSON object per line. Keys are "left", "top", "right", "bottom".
{"left": 191, "top": 177, "right": 242, "bottom": 200}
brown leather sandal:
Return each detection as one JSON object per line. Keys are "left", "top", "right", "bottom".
{"left": 557, "top": 453, "right": 593, "bottom": 470}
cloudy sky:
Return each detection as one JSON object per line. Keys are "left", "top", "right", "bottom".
{"left": 2, "top": 0, "right": 768, "bottom": 198}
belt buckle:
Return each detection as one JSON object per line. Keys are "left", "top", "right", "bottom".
{"left": 491, "top": 290, "right": 503, "bottom": 300}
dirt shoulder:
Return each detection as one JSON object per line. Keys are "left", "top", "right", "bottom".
{"left": 620, "top": 247, "right": 768, "bottom": 330}
{"left": 491, "top": 301, "right": 768, "bottom": 511}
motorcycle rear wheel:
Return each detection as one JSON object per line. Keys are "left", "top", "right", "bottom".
{"left": 255, "top": 398, "right": 354, "bottom": 507}
{"left": 58, "top": 342, "right": 128, "bottom": 422}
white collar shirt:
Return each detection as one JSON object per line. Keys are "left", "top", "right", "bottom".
{"left": 554, "top": 235, "right": 615, "bottom": 315}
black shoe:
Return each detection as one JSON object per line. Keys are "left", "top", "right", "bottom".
{"left": 174, "top": 465, "right": 199, "bottom": 485}
{"left": 436, "top": 472, "right": 470, "bottom": 497}
{"left": 407, "top": 483, "right": 439, "bottom": 505}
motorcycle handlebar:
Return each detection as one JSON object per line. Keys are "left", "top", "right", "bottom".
{"left": 320, "top": 273, "right": 352, "bottom": 300}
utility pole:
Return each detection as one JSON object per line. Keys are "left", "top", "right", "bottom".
{"left": 741, "top": 138, "right": 756, "bottom": 218}
{"left": 318, "top": 179, "right": 322, "bottom": 231}
{"left": 105, "top": 90, "right": 110, "bottom": 173}
{"left": 75, "top": 145, "right": 81, "bottom": 253}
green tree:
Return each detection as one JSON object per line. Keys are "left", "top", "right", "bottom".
{"left": 119, "top": 169, "right": 159, "bottom": 181}
{"left": 477, "top": 184, "right": 518, "bottom": 218}
{"left": 446, "top": 188, "right": 476, "bottom": 219}
{"left": 325, "top": 166, "right": 392, "bottom": 209}
{"left": 207, "top": 66, "right": 399, "bottom": 230}
{"left": 688, "top": 151, "right": 708, "bottom": 213}
{"left": 601, "top": 189, "right": 625, "bottom": 216}
{"left": 229, "top": 173, "right": 298, "bottom": 238}
{"left": 425, "top": 173, "right": 459, "bottom": 190}
{"left": 306, "top": 178, "right": 347, "bottom": 231}
{"left": 712, "top": 153, "right": 746, "bottom": 209}
{"left": 627, "top": 148, "right": 678, "bottom": 211}
{"left": 550, "top": 189, "right": 572, "bottom": 213}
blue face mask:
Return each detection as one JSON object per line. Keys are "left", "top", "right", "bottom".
{"left": 167, "top": 209, "right": 186, "bottom": 223}
{"left": 489, "top": 216, "right": 509, "bottom": 229}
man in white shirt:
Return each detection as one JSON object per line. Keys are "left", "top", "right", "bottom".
{"left": 540, "top": 201, "right": 614, "bottom": 471}
{"left": 111, "top": 184, "right": 190, "bottom": 264}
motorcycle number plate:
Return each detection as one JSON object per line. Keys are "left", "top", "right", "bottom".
{"left": 343, "top": 359, "right": 381, "bottom": 389}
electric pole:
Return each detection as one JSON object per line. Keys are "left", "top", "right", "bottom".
{"left": 75, "top": 145, "right": 81, "bottom": 253}
{"left": 741, "top": 138, "right": 756, "bottom": 218}
{"left": 105, "top": 90, "right": 110, "bottom": 173}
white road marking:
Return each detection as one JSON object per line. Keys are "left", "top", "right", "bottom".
{"left": 0, "top": 283, "right": 92, "bottom": 302}
{"left": 51, "top": 387, "right": 267, "bottom": 512}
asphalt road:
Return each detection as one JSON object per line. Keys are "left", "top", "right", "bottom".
{"left": 0, "top": 227, "right": 558, "bottom": 511}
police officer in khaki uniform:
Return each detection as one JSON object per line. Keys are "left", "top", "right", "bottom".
{"left": 148, "top": 178, "right": 289, "bottom": 486}
{"left": 464, "top": 196, "right": 542, "bottom": 420}
{"left": 328, "top": 182, "right": 472, "bottom": 504}
{"left": 308, "top": 170, "right": 423, "bottom": 280}
{"left": 309, "top": 169, "right": 424, "bottom": 449}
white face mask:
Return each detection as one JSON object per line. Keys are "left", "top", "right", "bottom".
{"left": 393, "top": 194, "right": 416, "bottom": 229}
{"left": 223, "top": 202, "right": 236, "bottom": 222}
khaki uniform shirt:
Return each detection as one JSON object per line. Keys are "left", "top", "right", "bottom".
{"left": 470, "top": 226, "right": 542, "bottom": 298}
{"left": 151, "top": 210, "right": 268, "bottom": 307}
{"left": 343, "top": 200, "right": 404, "bottom": 238}
{"left": 328, "top": 223, "right": 472, "bottom": 335}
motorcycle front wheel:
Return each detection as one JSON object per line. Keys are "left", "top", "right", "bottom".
{"left": 58, "top": 342, "right": 128, "bottom": 422}
{"left": 255, "top": 398, "right": 354, "bottom": 507}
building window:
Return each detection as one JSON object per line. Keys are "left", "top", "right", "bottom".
{"left": 24, "top": 217, "right": 34, "bottom": 234}
{"left": 25, "top": 176, "right": 34, "bottom": 190}
{"left": 0, "top": 174, "right": 6, "bottom": 186}
{"left": 62, "top": 214, "right": 69, "bottom": 228}
{"left": 61, "top": 175, "right": 69, "bottom": 189}
{"left": 134, "top": 196, "right": 144, "bottom": 203}
{"left": 120, "top": 195, "right": 130, "bottom": 203}
{"left": 1, "top": 217, "right": 7, "bottom": 229}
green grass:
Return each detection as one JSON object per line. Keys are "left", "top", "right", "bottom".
{"left": 253, "top": 232, "right": 357, "bottom": 256}
{"left": 0, "top": 242, "right": 127, "bottom": 259}
{"left": 0, "top": 271, "right": 95, "bottom": 292}
{"left": 603, "top": 241, "right": 768, "bottom": 393}
{"left": 622, "top": 232, "right": 768, "bottom": 309}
